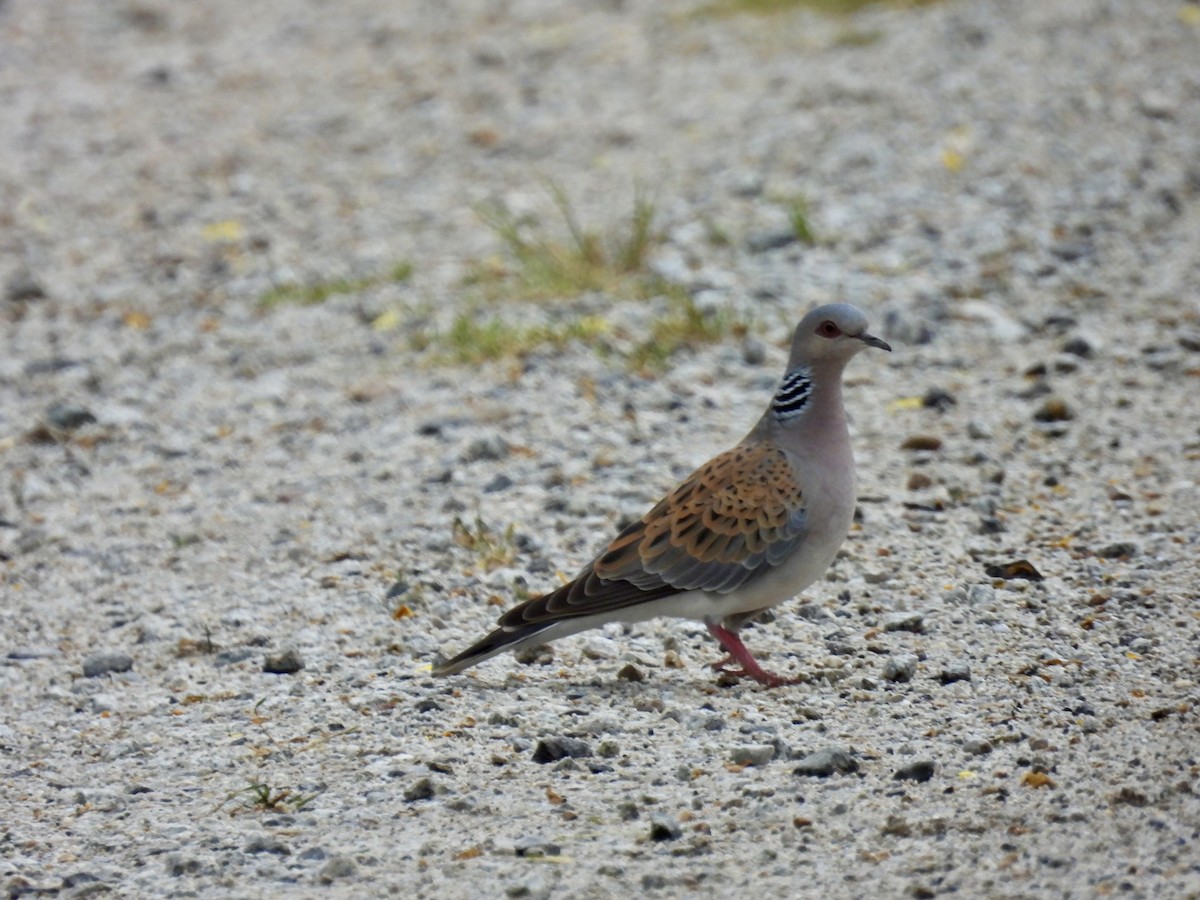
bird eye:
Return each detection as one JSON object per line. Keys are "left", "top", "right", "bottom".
{"left": 817, "top": 320, "right": 841, "bottom": 338}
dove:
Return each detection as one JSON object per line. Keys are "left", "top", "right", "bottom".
{"left": 434, "top": 303, "right": 890, "bottom": 686}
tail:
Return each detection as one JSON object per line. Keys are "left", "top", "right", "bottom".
{"left": 432, "top": 621, "right": 561, "bottom": 676}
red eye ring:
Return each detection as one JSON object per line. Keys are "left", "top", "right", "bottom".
{"left": 817, "top": 320, "right": 841, "bottom": 338}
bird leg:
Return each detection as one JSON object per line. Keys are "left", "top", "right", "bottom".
{"left": 705, "top": 623, "right": 800, "bottom": 688}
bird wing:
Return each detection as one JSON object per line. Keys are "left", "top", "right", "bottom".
{"left": 499, "top": 443, "right": 807, "bottom": 628}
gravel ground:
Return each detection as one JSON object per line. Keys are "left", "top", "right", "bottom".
{"left": 3, "top": 0, "right": 1200, "bottom": 897}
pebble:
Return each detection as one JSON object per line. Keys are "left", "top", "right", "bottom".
{"left": 882, "top": 654, "right": 918, "bottom": 683}
{"left": 893, "top": 760, "right": 936, "bottom": 782}
{"left": 939, "top": 661, "right": 972, "bottom": 684}
{"left": 964, "top": 739, "right": 993, "bottom": 756}
{"left": 1033, "top": 397, "right": 1073, "bottom": 423}
{"left": 792, "top": 747, "right": 858, "bottom": 778}
{"left": 45, "top": 402, "right": 97, "bottom": 431}
{"left": 514, "top": 835, "right": 562, "bottom": 858}
{"left": 318, "top": 856, "right": 357, "bottom": 882}
{"left": 881, "top": 611, "right": 925, "bottom": 634}
{"left": 966, "top": 584, "right": 996, "bottom": 606}
{"left": 82, "top": 652, "right": 133, "bottom": 678}
{"left": 262, "top": 648, "right": 304, "bottom": 674}
{"left": 403, "top": 777, "right": 435, "bottom": 802}
{"left": 506, "top": 872, "right": 550, "bottom": 899}
{"left": 244, "top": 836, "right": 290, "bottom": 855}
{"left": 531, "top": 737, "right": 592, "bottom": 764}
{"left": 462, "top": 435, "right": 510, "bottom": 463}
{"left": 648, "top": 815, "right": 682, "bottom": 842}
{"left": 746, "top": 227, "right": 798, "bottom": 254}
{"left": 5, "top": 269, "right": 46, "bottom": 301}
{"left": 616, "top": 663, "right": 645, "bottom": 682}
{"left": 483, "top": 474, "right": 514, "bottom": 493}
{"left": 1097, "top": 541, "right": 1138, "bottom": 559}
{"left": 729, "top": 744, "right": 776, "bottom": 767}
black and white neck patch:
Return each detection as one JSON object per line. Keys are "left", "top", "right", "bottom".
{"left": 772, "top": 366, "right": 815, "bottom": 421}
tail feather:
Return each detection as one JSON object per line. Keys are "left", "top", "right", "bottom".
{"left": 432, "top": 622, "right": 559, "bottom": 677}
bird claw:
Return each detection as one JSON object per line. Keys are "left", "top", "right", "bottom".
{"left": 709, "top": 655, "right": 799, "bottom": 688}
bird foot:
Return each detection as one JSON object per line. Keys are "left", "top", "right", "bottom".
{"left": 710, "top": 655, "right": 800, "bottom": 688}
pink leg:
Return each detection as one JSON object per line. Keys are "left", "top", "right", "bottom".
{"left": 705, "top": 623, "right": 800, "bottom": 688}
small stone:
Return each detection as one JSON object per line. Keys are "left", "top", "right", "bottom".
{"left": 881, "top": 611, "right": 925, "bottom": 633}
{"left": 318, "top": 855, "right": 357, "bottom": 882}
{"left": 616, "top": 663, "right": 645, "bottom": 682}
{"left": 893, "top": 760, "right": 936, "bottom": 782}
{"left": 514, "top": 835, "right": 561, "bottom": 858}
{"left": 244, "top": 835, "right": 290, "bottom": 855}
{"left": 1061, "top": 336, "right": 1093, "bottom": 358}
{"left": 966, "top": 420, "right": 992, "bottom": 440}
{"left": 746, "top": 227, "right": 797, "bottom": 253}
{"left": 907, "top": 472, "right": 933, "bottom": 491}
{"left": 82, "top": 652, "right": 133, "bottom": 678}
{"left": 792, "top": 747, "right": 858, "bottom": 778}
{"left": 263, "top": 648, "right": 304, "bottom": 674}
{"left": 618, "top": 801, "right": 640, "bottom": 821}
{"left": 741, "top": 338, "right": 767, "bottom": 366}
{"left": 648, "top": 815, "right": 682, "bottom": 842}
{"left": 483, "top": 474, "right": 514, "bottom": 493}
{"left": 45, "top": 402, "right": 97, "bottom": 431}
{"left": 403, "top": 777, "right": 435, "bottom": 802}
{"left": 880, "top": 815, "right": 912, "bottom": 837}
{"left": 1178, "top": 331, "right": 1200, "bottom": 353}
{"left": 729, "top": 744, "right": 776, "bottom": 767}
{"left": 514, "top": 644, "right": 553, "bottom": 666}
{"left": 506, "top": 872, "right": 550, "bottom": 899}
{"left": 900, "top": 435, "right": 942, "bottom": 451}
{"left": 5, "top": 269, "right": 46, "bottom": 302}
{"left": 966, "top": 584, "right": 995, "bottom": 606}
{"left": 921, "top": 388, "right": 956, "bottom": 411}
{"left": 939, "top": 661, "right": 971, "bottom": 684}
{"left": 531, "top": 737, "right": 592, "bottom": 764}
{"left": 1033, "top": 397, "right": 1073, "bottom": 423}
{"left": 462, "top": 435, "right": 509, "bottom": 463}
{"left": 1097, "top": 541, "right": 1138, "bottom": 559}
{"left": 882, "top": 654, "right": 918, "bottom": 683}
{"left": 598, "top": 739, "right": 621, "bottom": 758}
{"left": 963, "top": 739, "right": 993, "bottom": 756}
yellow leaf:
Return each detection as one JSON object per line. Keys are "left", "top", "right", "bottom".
{"left": 957, "top": 770, "right": 977, "bottom": 779}
{"left": 372, "top": 309, "right": 403, "bottom": 332}
{"left": 941, "top": 148, "right": 965, "bottom": 172}
{"left": 202, "top": 220, "right": 246, "bottom": 242}
{"left": 122, "top": 310, "right": 152, "bottom": 329}
{"left": 886, "top": 396, "right": 925, "bottom": 413}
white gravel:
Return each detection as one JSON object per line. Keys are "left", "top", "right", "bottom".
{"left": 2, "top": 0, "right": 1199, "bottom": 896}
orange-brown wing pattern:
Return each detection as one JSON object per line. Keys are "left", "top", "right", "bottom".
{"left": 499, "top": 444, "right": 807, "bottom": 628}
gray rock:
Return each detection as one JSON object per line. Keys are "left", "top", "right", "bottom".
{"left": 939, "top": 661, "right": 972, "bottom": 684}
{"left": 483, "top": 473, "right": 514, "bottom": 493}
{"left": 531, "top": 736, "right": 592, "bottom": 764}
{"left": 597, "top": 739, "right": 621, "bottom": 758}
{"left": 5, "top": 269, "right": 46, "bottom": 301}
{"left": 729, "top": 744, "right": 776, "bottom": 767}
{"left": 82, "top": 652, "right": 133, "bottom": 678}
{"left": 881, "top": 611, "right": 925, "bottom": 633}
{"left": 746, "top": 227, "right": 798, "bottom": 254}
{"left": 882, "top": 654, "right": 918, "bottom": 683}
{"left": 648, "top": 815, "right": 681, "bottom": 842}
{"left": 893, "top": 760, "right": 936, "bottom": 782}
{"left": 793, "top": 747, "right": 858, "bottom": 777}
{"left": 318, "top": 855, "right": 357, "bottom": 882}
{"left": 244, "top": 835, "right": 290, "bottom": 855}
{"left": 514, "top": 835, "right": 561, "bottom": 858}
{"left": 964, "top": 739, "right": 993, "bottom": 756}
{"left": 403, "top": 777, "right": 435, "bottom": 802}
{"left": 45, "top": 402, "right": 97, "bottom": 431}
{"left": 263, "top": 648, "right": 304, "bottom": 674}
{"left": 505, "top": 871, "right": 550, "bottom": 899}
{"left": 966, "top": 584, "right": 996, "bottom": 606}
{"left": 462, "top": 435, "right": 509, "bottom": 463}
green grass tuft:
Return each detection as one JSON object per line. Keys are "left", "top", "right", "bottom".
{"left": 468, "top": 181, "right": 666, "bottom": 303}
{"left": 259, "top": 261, "right": 413, "bottom": 308}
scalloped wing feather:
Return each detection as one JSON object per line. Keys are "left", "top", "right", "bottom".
{"left": 498, "top": 443, "right": 807, "bottom": 628}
